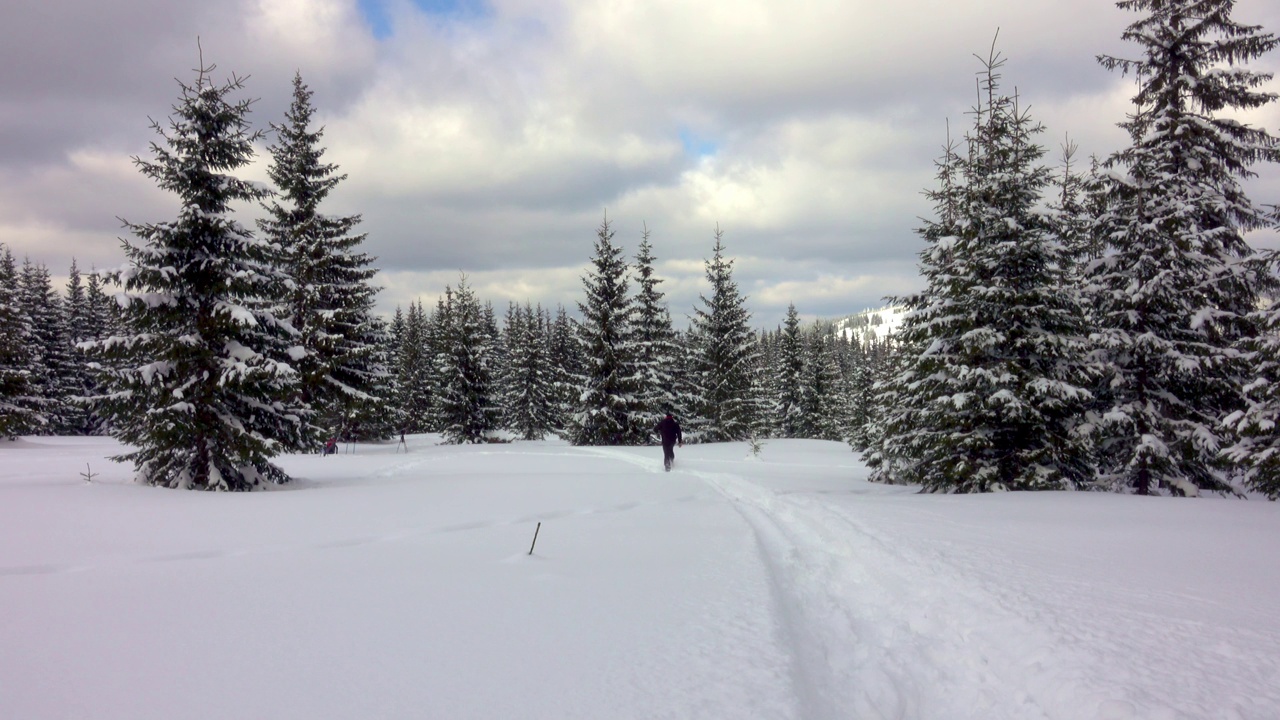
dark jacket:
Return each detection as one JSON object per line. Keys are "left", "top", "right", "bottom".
{"left": 655, "top": 415, "right": 682, "bottom": 446}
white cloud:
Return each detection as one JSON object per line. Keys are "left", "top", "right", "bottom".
{"left": 2, "top": 0, "right": 1278, "bottom": 328}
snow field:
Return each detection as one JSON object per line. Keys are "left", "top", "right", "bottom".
{"left": 2, "top": 436, "right": 1278, "bottom": 719}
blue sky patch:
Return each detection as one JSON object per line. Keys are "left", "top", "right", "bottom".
{"left": 358, "top": 0, "right": 490, "bottom": 39}
{"left": 679, "top": 128, "right": 718, "bottom": 158}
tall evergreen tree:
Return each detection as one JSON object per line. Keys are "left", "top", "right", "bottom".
{"left": 260, "top": 72, "right": 383, "bottom": 442}
{"left": 18, "top": 260, "right": 75, "bottom": 434}
{"left": 547, "top": 305, "right": 579, "bottom": 431}
{"left": 435, "top": 278, "right": 500, "bottom": 443}
{"left": 84, "top": 58, "right": 306, "bottom": 490}
{"left": 502, "top": 303, "right": 557, "bottom": 440}
{"left": 1226, "top": 239, "right": 1280, "bottom": 499}
{"left": 1048, "top": 138, "right": 1099, "bottom": 279}
{"left": 632, "top": 227, "right": 678, "bottom": 424}
{"left": 844, "top": 338, "right": 880, "bottom": 452}
{"left": 384, "top": 305, "right": 409, "bottom": 433}
{"left": 81, "top": 269, "right": 118, "bottom": 435}
{"left": 867, "top": 47, "right": 1094, "bottom": 492}
{"left": 570, "top": 216, "right": 647, "bottom": 446}
{"left": 61, "top": 259, "right": 94, "bottom": 435}
{"left": 690, "top": 226, "right": 757, "bottom": 442}
{"left": 752, "top": 327, "right": 779, "bottom": 439}
{"left": 669, "top": 326, "right": 705, "bottom": 438}
{"left": 85, "top": 269, "right": 119, "bottom": 341}
{"left": 798, "top": 323, "right": 847, "bottom": 441}
{"left": 397, "top": 301, "right": 434, "bottom": 433}
{"left": 864, "top": 132, "right": 963, "bottom": 484}
{"left": 1091, "top": 0, "right": 1278, "bottom": 495}
{"left": 773, "top": 304, "right": 805, "bottom": 438}
{"left": 0, "top": 245, "right": 40, "bottom": 439}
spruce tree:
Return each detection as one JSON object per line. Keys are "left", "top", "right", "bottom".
{"left": 397, "top": 301, "right": 434, "bottom": 433}
{"left": 435, "top": 278, "right": 499, "bottom": 443}
{"left": 798, "top": 323, "right": 846, "bottom": 441}
{"left": 81, "top": 269, "right": 118, "bottom": 435}
{"left": 547, "top": 305, "right": 579, "bottom": 431}
{"left": 84, "top": 58, "right": 306, "bottom": 490}
{"left": 690, "top": 226, "right": 757, "bottom": 442}
{"left": 774, "top": 304, "right": 805, "bottom": 438}
{"left": 669, "top": 326, "right": 705, "bottom": 438}
{"left": 1048, "top": 138, "right": 1098, "bottom": 279}
{"left": 1092, "top": 0, "right": 1278, "bottom": 495}
{"left": 85, "top": 269, "right": 119, "bottom": 341}
{"left": 384, "top": 305, "right": 409, "bottom": 433}
{"left": 844, "top": 338, "right": 879, "bottom": 452}
{"left": 632, "top": 227, "right": 679, "bottom": 424}
{"left": 502, "top": 303, "right": 557, "bottom": 440}
{"left": 18, "top": 260, "right": 75, "bottom": 434}
{"left": 0, "top": 245, "right": 39, "bottom": 439}
{"left": 868, "top": 47, "right": 1094, "bottom": 492}
{"left": 752, "top": 328, "right": 779, "bottom": 439}
{"left": 570, "top": 216, "right": 647, "bottom": 446}
{"left": 260, "top": 72, "right": 383, "bottom": 442}
{"left": 1225, "top": 241, "right": 1280, "bottom": 499}
{"left": 61, "top": 259, "right": 94, "bottom": 435}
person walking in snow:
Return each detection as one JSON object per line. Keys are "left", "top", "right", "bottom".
{"left": 654, "top": 412, "right": 683, "bottom": 472}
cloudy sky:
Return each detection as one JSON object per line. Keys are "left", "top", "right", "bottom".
{"left": 3, "top": 0, "right": 1278, "bottom": 327}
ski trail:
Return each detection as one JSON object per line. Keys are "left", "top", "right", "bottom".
{"left": 692, "top": 468, "right": 1140, "bottom": 720}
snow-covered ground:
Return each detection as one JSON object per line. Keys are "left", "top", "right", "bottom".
{"left": 2, "top": 436, "right": 1277, "bottom": 720}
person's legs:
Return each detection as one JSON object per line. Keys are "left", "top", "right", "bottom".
{"left": 662, "top": 442, "right": 675, "bottom": 470}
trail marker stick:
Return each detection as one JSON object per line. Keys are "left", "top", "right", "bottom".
{"left": 528, "top": 522, "right": 542, "bottom": 555}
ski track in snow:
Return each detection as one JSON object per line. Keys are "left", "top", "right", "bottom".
{"left": 583, "top": 446, "right": 1207, "bottom": 720}
{"left": 699, "top": 470, "right": 1177, "bottom": 720}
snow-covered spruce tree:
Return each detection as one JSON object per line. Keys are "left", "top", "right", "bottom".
{"left": 435, "top": 278, "right": 500, "bottom": 444}
{"left": 83, "top": 60, "right": 306, "bottom": 490}
{"left": 868, "top": 47, "right": 1094, "bottom": 492}
{"left": 632, "top": 227, "right": 679, "bottom": 425}
{"left": 382, "top": 305, "right": 409, "bottom": 433}
{"left": 773, "top": 303, "right": 805, "bottom": 438}
{"left": 0, "top": 245, "right": 41, "bottom": 439}
{"left": 1048, "top": 138, "right": 1100, "bottom": 280}
{"left": 64, "top": 260, "right": 91, "bottom": 354}
{"left": 85, "top": 269, "right": 121, "bottom": 341}
{"left": 863, "top": 131, "right": 963, "bottom": 484}
{"left": 798, "top": 322, "right": 847, "bottom": 441}
{"left": 501, "top": 303, "right": 557, "bottom": 440}
{"left": 844, "top": 337, "right": 881, "bottom": 452}
{"left": 81, "top": 269, "right": 119, "bottom": 435}
{"left": 18, "top": 259, "right": 76, "bottom": 435}
{"left": 751, "top": 328, "right": 778, "bottom": 439}
{"left": 260, "top": 72, "right": 384, "bottom": 442}
{"left": 1091, "top": 0, "right": 1278, "bottom": 496}
{"left": 1225, "top": 236, "right": 1280, "bottom": 499}
{"left": 547, "top": 305, "right": 579, "bottom": 431}
{"left": 61, "top": 259, "right": 95, "bottom": 435}
{"left": 348, "top": 314, "right": 393, "bottom": 440}
{"left": 395, "top": 301, "right": 435, "bottom": 433}
{"left": 570, "top": 216, "right": 647, "bottom": 446}
{"left": 669, "top": 326, "right": 706, "bottom": 438}
{"left": 690, "top": 226, "right": 758, "bottom": 442}
{"left": 860, "top": 338, "right": 911, "bottom": 481}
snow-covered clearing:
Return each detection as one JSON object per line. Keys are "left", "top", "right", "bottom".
{"left": 2, "top": 436, "right": 1277, "bottom": 720}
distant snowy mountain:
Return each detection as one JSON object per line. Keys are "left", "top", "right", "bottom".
{"left": 830, "top": 304, "right": 906, "bottom": 345}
